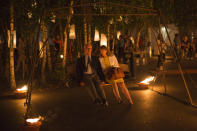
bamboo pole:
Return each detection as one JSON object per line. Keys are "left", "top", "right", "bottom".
{"left": 9, "top": 2, "right": 16, "bottom": 88}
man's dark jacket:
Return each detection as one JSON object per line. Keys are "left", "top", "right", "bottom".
{"left": 76, "top": 55, "right": 105, "bottom": 83}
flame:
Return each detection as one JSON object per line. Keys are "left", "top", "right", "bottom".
{"left": 26, "top": 118, "right": 40, "bottom": 123}
{"left": 140, "top": 76, "right": 155, "bottom": 85}
{"left": 16, "top": 85, "right": 28, "bottom": 92}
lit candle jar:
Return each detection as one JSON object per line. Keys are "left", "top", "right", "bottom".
{"left": 14, "top": 85, "right": 28, "bottom": 98}
{"left": 23, "top": 117, "right": 42, "bottom": 131}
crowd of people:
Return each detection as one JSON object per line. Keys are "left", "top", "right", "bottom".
{"left": 174, "top": 34, "right": 197, "bottom": 60}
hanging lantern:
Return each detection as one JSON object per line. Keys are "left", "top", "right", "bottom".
{"left": 94, "top": 28, "right": 100, "bottom": 41}
{"left": 69, "top": 24, "right": 76, "bottom": 39}
{"left": 130, "top": 36, "right": 135, "bottom": 45}
{"left": 51, "top": 12, "right": 56, "bottom": 23}
{"left": 27, "top": 11, "right": 32, "bottom": 19}
{"left": 100, "top": 34, "right": 107, "bottom": 46}
{"left": 117, "top": 31, "right": 121, "bottom": 39}
{"left": 32, "top": 1, "right": 37, "bottom": 8}
{"left": 8, "top": 30, "right": 16, "bottom": 48}
{"left": 39, "top": 41, "right": 43, "bottom": 58}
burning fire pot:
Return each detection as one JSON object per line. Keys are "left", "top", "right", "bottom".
{"left": 137, "top": 76, "right": 155, "bottom": 89}
{"left": 14, "top": 85, "right": 28, "bottom": 98}
{"left": 23, "top": 117, "right": 42, "bottom": 131}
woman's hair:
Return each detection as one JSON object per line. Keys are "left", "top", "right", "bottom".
{"left": 100, "top": 45, "right": 112, "bottom": 57}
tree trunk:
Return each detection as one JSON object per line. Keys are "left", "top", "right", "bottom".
{"left": 46, "top": 41, "right": 52, "bottom": 72}
{"left": 88, "top": 24, "right": 91, "bottom": 44}
{"left": 9, "top": 3, "right": 16, "bottom": 88}
{"left": 62, "top": 31, "right": 68, "bottom": 68}
{"left": 84, "top": 18, "right": 87, "bottom": 45}
{"left": 59, "top": 20, "right": 64, "bottom": 51}
{"left": 62, "top": 0, "right": 73, "bottom": 68}
{"left": 41, "top": 23, "right": 47, "bottom": 81}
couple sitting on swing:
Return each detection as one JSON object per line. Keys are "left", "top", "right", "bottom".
{"left": 76, "top": 44, "right": 133, "bottom": 106}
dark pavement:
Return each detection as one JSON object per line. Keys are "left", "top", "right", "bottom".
{"left": 1, "top": 57, "right": 197, "bottom": 131}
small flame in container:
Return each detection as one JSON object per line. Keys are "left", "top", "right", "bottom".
{"left": 16, "top": 85, "right": 28, "bottom": 93}
{"left": 140, "top": 76, "right": 155, "bottom": 85}
{"left": 26, "top": 118, "right": 40, "bottom": 123}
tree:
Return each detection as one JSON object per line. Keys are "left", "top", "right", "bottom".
{"left": 9, "top": 1, "right": 16, "bottom": 88}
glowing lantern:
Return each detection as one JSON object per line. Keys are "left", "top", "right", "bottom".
{"left": 100, "top": 34, "right": 107, "bottom": 46}
{"left": 51, "top": 13, "right": 56, "bottom": 23}
{"left": 142, "top": 58, "right": 146, "bottom": 65}
{"left": 32, "top": 1, "right": 37, "bottom": 7}
{"left": 130, "top": 36, "right": 135, "bottom": 45}
{"left": 69, "top": 24, "right": 76, "bottom": 39}
{"left": 27, "top": 11, "right": 32, "bottom": 19}
{"left": 136, "top": 58, "right": 140, "bottom": 66}
{"left": 94, "top": 28, "right": 100, "bottom": 41}
{"left": 8, "top": 30, "right": 16, "bottom": 48}
{"left": 117, "top": 31, "right": 121, "bottom": 39}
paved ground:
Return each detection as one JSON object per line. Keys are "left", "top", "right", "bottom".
{"left": 1, "top": 57, "right": 197, "bottom": 131}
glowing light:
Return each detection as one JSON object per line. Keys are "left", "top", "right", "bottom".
{"left": 8, "top": 30, "right": 16, "bottom": 48}
{"left": 130, "top": 36, "right": 134, "bottom": 44}
{"left": 117, "top": 16, "right": 122, "bottom": 22}
{"left": 32, "top": 1, "right": 37, "bottom": 7}
{"left": 16, "top": 85, "right": 28, "bottom": 93}
{"left": 149, "top": 46, "right": 152, "bottom": 58}
{"left": 27, "top": 11, "right": 32, "bottom": 19}
{"left": 26, "top": 118, "right": 40, "bottom": 123}
{"left": 94, "top": 28, "right": 100, "bottom": 41}
{"left": 140, "top": 76, "right": 155, "bottom": 85}
{"left": 69, "top": 24, "right": 76, "bottom": 39}
{"left": 100, "top": 34, "right": 107, "bottom": 46}
{"left": 60, "top": 54, "right": 64, "bottom": 59}
{"left": 51, "top": 13, "right": 56, "bottom": 23}
{"left": 117, "top": 31, "right": 121, "bottom": 39}
{"left": 39, "top": 41, "right": 43, "bottom": 58}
